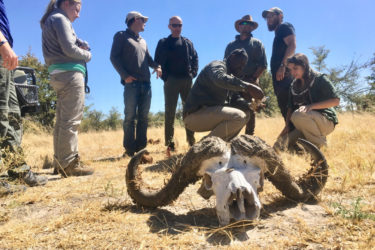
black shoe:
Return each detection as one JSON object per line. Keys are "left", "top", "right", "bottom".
{"left": 187, "top": 138, "right": 196, "bottom": 147}
{"left": 23, "top": 170, "right": 48, "bottom": 187}
{"left": 122, "top": 151, "right": 135, "bottom": 158}
{"left": 0, "top": 180, "right": 27, "bottom": 197}
{"left": 167, "top": 142, "right": 175, "bottom": 152}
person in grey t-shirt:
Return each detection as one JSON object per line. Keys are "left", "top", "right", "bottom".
{"left": 224, "top": 14, "right": 267, "bottom": 136}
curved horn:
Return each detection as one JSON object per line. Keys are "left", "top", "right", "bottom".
{"left": 294, "top": 138, "right": 329, "bottom": 198}
{"left": 231, "top": 135, "right": 328, "bottom": 201}
{"left": 126, "top": 136, "right": 228, "bottom": 208}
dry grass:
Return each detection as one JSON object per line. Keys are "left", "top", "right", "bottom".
{"left": 1, "top": 112, "right": 375, "bottom": 249}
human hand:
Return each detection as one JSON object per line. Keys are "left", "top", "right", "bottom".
{"left": 0, "top": 42, "right": 18, "bottom": 70}
{"left": 77, "top": 39, "right": 91, "bottom": 51}
{"left": 153, "top": 67, "right": 162, "bottom": 79}
{"left": 276, "top": 65, "right": 285, "bottom": 81}
{"left": 297, "top": 105, "right": 312, "bottom": 113}
{"left": 125, "top": 76, "right": 137, "bottom": 84}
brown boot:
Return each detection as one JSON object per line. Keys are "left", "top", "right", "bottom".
{"left": 58, "top": 155, "right": 94, "bottom": 178}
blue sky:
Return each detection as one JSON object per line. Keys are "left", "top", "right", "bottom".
{"left": 5, "top": 0, "right": 375, "bottom": 114}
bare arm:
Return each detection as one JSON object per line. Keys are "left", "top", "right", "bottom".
{"left": 0, "top": 31, "right": 18, "bottom": 70}
{"left": 298, "top": 98, "right": 340, "bottom": 113}
{"left": 276, "top": 34, "right": 296, "bottom": 81}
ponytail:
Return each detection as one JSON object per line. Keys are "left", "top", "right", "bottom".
{"left": 40, "top": 0, "right": 81, "bottom": 27}
{"left": 40, "top": 0, "right": 57, "bottom": 27}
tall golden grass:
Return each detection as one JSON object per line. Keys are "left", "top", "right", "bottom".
{"left": 0, "top": 112, "right": 374, "bottom": 248}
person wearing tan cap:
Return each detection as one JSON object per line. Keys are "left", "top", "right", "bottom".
{"left": 110, "top": 11, "right": 162, "bottom": 157}
{"left": 262, "top": 7, "right": 296, "bottom": 121}
{"left": 224, "top": 15, "right": 267, "bottom": 135}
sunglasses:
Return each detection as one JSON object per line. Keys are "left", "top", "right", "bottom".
{"left": 239, "top": 21, "right": 253, "bottom": 26}
{"left": 170, "top": 24, "right": 182, "bottom": 28}
{"left": 266, "top": 13, "right": 277, "bottom": 19}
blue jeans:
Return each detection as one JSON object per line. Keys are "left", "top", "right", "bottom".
{"left": 123, "top": 81, "right": 151, "bottom": 154}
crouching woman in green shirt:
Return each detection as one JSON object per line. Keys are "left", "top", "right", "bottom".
{"left": 274, "top": 53, "right": 340, "bottom": 150}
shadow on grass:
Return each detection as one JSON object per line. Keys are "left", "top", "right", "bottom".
{"left": 102, "top": 195, "right": 302, "bottom": 246}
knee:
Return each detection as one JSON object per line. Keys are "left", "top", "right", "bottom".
{"left": 291, "top": 111, "right": 306, "bottom": 125}
{"left": 234, "top": 110, "right": 249, "bottom": 123}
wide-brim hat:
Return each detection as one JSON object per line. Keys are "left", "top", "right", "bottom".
{"left": 262, "top": 7, "right": 283, "bottom": 18}
{"left": 235, "top": 15, "right": 258, "bottom": 33}
{"left": 126, "top": 11, "right": 149, "bottom": 25}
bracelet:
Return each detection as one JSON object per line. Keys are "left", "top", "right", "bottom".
{"left": 0, "top": 40, "right": 7, "bottom": 47}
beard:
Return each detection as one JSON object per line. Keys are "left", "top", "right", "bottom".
{"left": 267, "top": 20, "right": 279, "bottom": 31}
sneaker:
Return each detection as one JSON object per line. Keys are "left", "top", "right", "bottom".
{"left": 22, "top": 170, "right": 48, "bottom": 187}
{"left": 58, "top": 155, "right": 94, "bottom": 178}
{"left": 0, "top": 180, "right": 27, "bottom": 197}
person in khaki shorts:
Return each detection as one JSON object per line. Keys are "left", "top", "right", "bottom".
{"left": 274, "top": 53, "right": 340, "bottom": 151}
{"left": 183, "top": 49, "right": 264, "bottom": 141}
{"left": 41, "top": 0, "right": 93, "bottom": 177}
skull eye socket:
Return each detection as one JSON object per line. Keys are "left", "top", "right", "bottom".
{"left": 243, "top": 160, "right": 247, "bottom": 164}
{"left": 219, "top": 161, "right": 222, "bottom": 165}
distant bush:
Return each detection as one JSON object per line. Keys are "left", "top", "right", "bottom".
{"left": 80, "top": 106, "right": 123, "bottom": 132}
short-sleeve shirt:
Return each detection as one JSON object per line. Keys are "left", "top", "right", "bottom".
{"left": 270, "top": 22, "right": 295, "bottom": 74}
{"left": 288, "top": 73, "right": 339, "bottom": 124}
{"left": 224, "top": 35, "right": 267, "bottom": 79}
{"left": 0, "top": 0, "right": 13, "bottom": 47}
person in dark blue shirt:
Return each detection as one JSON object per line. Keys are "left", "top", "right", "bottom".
{"left": 262, "top": 7, "right": 296, "bottom": 120}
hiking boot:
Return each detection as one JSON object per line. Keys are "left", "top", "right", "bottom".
{"left": 140, "top": 152, "right": 153, "bottom": 164}
{"left": 58, "top": 155, "right": 94, "bottom": 178}
{"left": 7, "top": 164, "right": 31, "bottom": 179}
{"left": 23, "top": 170, "right": 48, "bottom": 187}
{"left": 0, "top": 180, "right": 27, "bottom": 197}
{"left": 8, "top": 164, "right": 48, "bottom": 187}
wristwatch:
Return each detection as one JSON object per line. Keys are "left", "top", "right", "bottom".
{"left": 280, "top": 62, "right": 286, "bottom": 68}
{"left": 0, "top": 40, "right": 7, "bottom": 47}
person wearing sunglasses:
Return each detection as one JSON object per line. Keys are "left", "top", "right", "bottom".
{"left": 110, "top": 11, "right": 162, "bottom": 158}
{"left": 224, "top": 15, "right": 267, "bottom": 136}
{"left": 262, "top": 7, "right": 296, "bottom": 121}
{"left": 154, "top": 16, "right": 198, "bottom": 151}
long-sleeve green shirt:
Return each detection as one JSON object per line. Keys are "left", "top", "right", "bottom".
{"left": 184, "top": 60, "right": 250, "bottom": 115}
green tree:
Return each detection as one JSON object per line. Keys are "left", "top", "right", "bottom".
{"left": 148, "top": 111, "right": 164, "bottom": 127}
{"left": 18, "top": 51, "right": 57, "bottom": 127}
{"left": 309, "top": 46, "right": 365, "bottom": 110}
{"left": 258, "top": 70, "right": 279, "bottom": 116}
{"left": 80, "top": 105, "right": 105, "bottom": 132}
{"left": 310, "top": 46, "right": 330, "bottom": 72}
{"left": 103, "top": 107, "right": 122, "bottom": 130}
